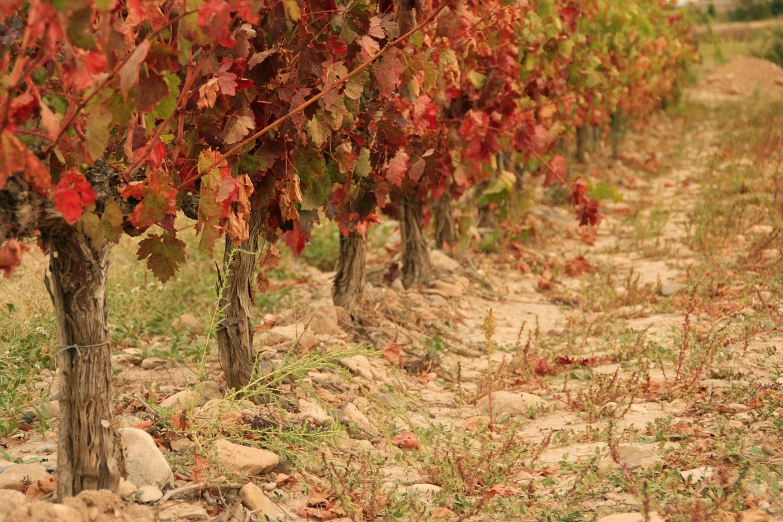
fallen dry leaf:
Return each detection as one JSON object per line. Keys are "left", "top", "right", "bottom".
{"left": 382, "top": 343, "right": 405, "bottom": 367}
{"left": 392, "top": 431, "right": 420, "bottom": 450}
{"left": 433, "top": 507, "right": 456, "bottom": 518}
{"left": 565, "top": 256, "right": 597, "bottom": 276}
{"left": 483, "top": 484, "right": 523, "bottom": 500}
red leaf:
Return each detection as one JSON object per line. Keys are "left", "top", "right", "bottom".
{"left": 564, "top": 256, "right": 597, "bottom": 276}
{"left": 283, "top": 222, "right": 310, "bottom": 256}
{"left": 53, "top": 170, "right": 96, "bottom": 224}
{"left": 483, "top": 484, "right": 523, "bottom": 500}
{"left": 543, "top": 155, "right": 567, "bottom": 187}
{"left": 385, "top": 150, "right": 408, "bottom": 186}
{"left": 382, "top": 344, "right": 404, "bottom": 366}
{"left": 373, "top": 52, "right": 404, "bottom": 97}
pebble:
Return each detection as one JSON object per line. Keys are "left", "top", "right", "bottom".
{"left": 342, "top": 402, "right": 375, "bottom": 434}
{"left": 239, "top": 482, "right": 287, "bottom": 520}
{"left": 298, "top": 398, "right": 332, "bottom": 426}
{"left": 476, "top": 391, "right": 548, "bottom": 416}
{"left": 140, "top": 357, "right": 169, "bottom": 370}
{"left": 36, "top": 442, "right": 56, "bottom": 454}
{"left": 160, "top": 381, "right": 223, "bottom": 410}
{"left": 659, "top": 283, "right": 683, "bottom": 296}
{"left": 214, "top": 440, "right": 279, "bottom": 475}
{"left": 680, "top": 466, "right": 716, "bottom": 482}
{"left": 429, "top": 250, "right": 461, "bottom": 272}
{"left": 135, "top": 484, "right": 163, "bottom": 503}
{"left": 598, "top": 513, "right": 665, "bottom": 522}
{"left": 119, "top": 478, "right": 138, "bottom": 498}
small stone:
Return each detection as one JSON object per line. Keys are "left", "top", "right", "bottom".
{"left": 240, "top": 482, "right": 287, "bottom": 519}
{"left": 431, "top": 281, "right": 463, "bottom": 298}
{"left": 340, "top": 355, "right": 374, "bottom": 380}
{"left": 749, "top": 225, "right": 774, "bottom": 235}
{"left": 0, "top": 463, "right": 50, "bottom": 491}
{"left": 429, "top": 250, "right": 461, "bottom": 273}
{"left": 680, "top": 466, "right": 716, "bottom": 482}
{"left": 136, "top": 485, "right": 163, "bottom": 503}
{"left": 50, "top": 504, "right": 84, "bottom": 522}
{"left": 36, "top": 442, "right": 56, "bottom": 454}
{"left": 659, "top": 283, "right": 683, "bottom": 296}
{"left": 263, "top": 482, "right": 277, "bottom": 491}
{"left": 342, "top": 402, "right": 375, "bottom": 434}
{"left": 214, "top": 440, "right": 279, "bottom": 475}
{"left": 160, "top": 381, "right": 223, "bottom": 410}
{"left": 170, "top": 438, "right": 197, "bottom": 452}
{"left": 141, "top": 357, "right": 169, "bottom": 370}
{"left": 728, "top": 420, "right": 744, "bottom": 429}
{"left": 475, "top": 391, "right": 548, "bottom": 416}
{"left": 120, "top": 428, "right": 174, "bottom": 488}
{"left": 172, "top": 314, "right": 205, "bottom": 335}
{"left": 298, "top": 399, "right": 332, "bottom": 426}
{"left": 119, "top": 478, "right": 138, "bottom": 498}
{"left": 617, "top": 445, "right": 662, "bottom": 471}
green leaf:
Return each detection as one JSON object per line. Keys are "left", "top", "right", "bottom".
{"left": 94, "top": 0, "right": 113, "bottom": 11}
{"left": 293, "top": 149, "right": 328, "bottom": 210}
{"left": 153, "top": 73, "right": 181, "bottom": 121}
{"left": 67, "top": 6, "right": 97, "bottom": 50}
{"left": 283, "top": 0, "right": 301, "bottom": 22}
{"left": 467, "top": 71, "right": 487, "bottom": 90}
{"left": 102, "top": 199, "right": 124, "bottom": 243}
{"left": 137, "top": 232, "right": 187, "bottom": 283}
{"left": 305, "top": 115, "right": 328, "bottom": 147}
{"left": 80, "top": 211, "right": 104, "bottom": 251}
{"left": 344, "top": 71, "right": 369, "bottom": 100}
{"left": 355, "top": 148, "right": 371, "bottom": 177}
{"left": 85, "top": 104, "right": 112, "bottom": 162}
{"left": 558, "top": 39, "right": 574, "bottom": 58}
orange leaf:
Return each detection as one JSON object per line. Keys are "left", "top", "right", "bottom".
{"left": 392, "top": 431, "right": 419, "bottom": 450}
{"left": 0, "top": 239, "right": 30, "bottom": 279}
{"left": 382, "top": 344, "right": 404, "bottom": 367}
{"left": 483, "top": 484, "right": 523, "bottom": 500}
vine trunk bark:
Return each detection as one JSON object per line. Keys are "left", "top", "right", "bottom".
{"left": 217, "top": 210, "right": 265, "bottom": 392}
{"left": 576, "top": 124, "right": 590, "bottom": 163}
{"left": 47, "top": 229, "right": 124, "bottom": 500}
{"left": 332, "top": 230, "right": 366, "bottom": 313}
{"left": 400, "top": 198, "right": 432, "bottom": 289}
{"left": 434, "top": 195, "right": 458, "bottom": 249}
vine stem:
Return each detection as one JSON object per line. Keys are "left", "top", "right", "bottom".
{"left": 175, "top": 3, "right": 448, "bottom": 192}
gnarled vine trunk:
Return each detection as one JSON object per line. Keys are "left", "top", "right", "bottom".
{"left": 434, "top": 195, "right": 457, "bottom": 249}
{"left": 47, "top": 229, "right": 123, "bottom": 500}
{"left": 217, "top": 210, "right": 265, "bottom": 392}
{"left": 333, "top": 230, "right": 366, "bottom": 313}
{"left": 576, "top": 124, "right": 590, "bottom": 163}
{"left": 400, "top": 199, "right": 432, "bottom": 289}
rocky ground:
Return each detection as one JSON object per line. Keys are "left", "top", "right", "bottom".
{"left": 3, "top": 64, "right": 783, "bottom": 522}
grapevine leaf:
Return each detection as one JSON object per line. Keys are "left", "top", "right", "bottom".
{"left": 67, "top": 6, "right": 97, "bottom": 50}
{"left": 305, "top": 115, "right": 328, "bottom": 147}
{"left": 223, "top": 110, "right": 255, "bottom": 144}
{"left": 53, "top": 170, "right": 96, "bottom": 225}
{"left": 120, "top": 41, "right": 150, "bottom": 99}
{"left": 102, "top": 199, "right": 124, "bottom": 243}
{"left": 85, "top": 103, "right": 112, "bottom": 162}
{"left": 283, "top": 0, "right": 301, "bottom": 22}
{"left": 373, "top": 52, "right": 404, "bottom": 97}
{"left": 386, "top": 150, "right": 408, "bottom": 186}
{"left": 80, "top": 211, "right": 105, "bottom": 251}
{"left": 0, "top": 130, "right": 51, "bottom": 193}
{"left": 467, "top": 71, "right": 487, "bottom": 90}
{"left": 136, "top": 69, "right": 169, "bottom": 113}
{"left": 294, "top": 149, "right": 329, "bottom": 210}
{"left": 355, "top": 148, "right": 371, "bottom": 177}
{"left": 136, "top": 232, "right": 187, "bottom": 283}
{"left": 334, "top": 142, "right": 357, "bottom": 175}
{"left": 248, "top": 49, "right": 277, "bottom": 69}
{"left": 152, "top": 72, "right": 182, "bottom": 119}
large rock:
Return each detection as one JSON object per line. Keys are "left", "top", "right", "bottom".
{"left": 429, "top": 250, "right": 461, "bottom": 273}
{"left": 136, "top": 485, "right": 163, "bottom": 503}
{"left": 475, "top": 391, "right": 547, "bottom": 416}
{"left": 214, "top": 440, "right": 279, "bottom": 475}
{"left": 160, "top": 381, "right": 223, "bottom": 410}
{"left": 0, "top": 463, "right": 51, "bottom": 491}
{"left": 240, "top": 482, "right": 287, "bottom": 519}
{"left": 172, "top": 314, "right": 205, "bottom": 335}
{"left": 120, "top": 428, "right": 174, "bottom": 488}
{"left": 617, "top": 445, "right": 662, "bottom": 471}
